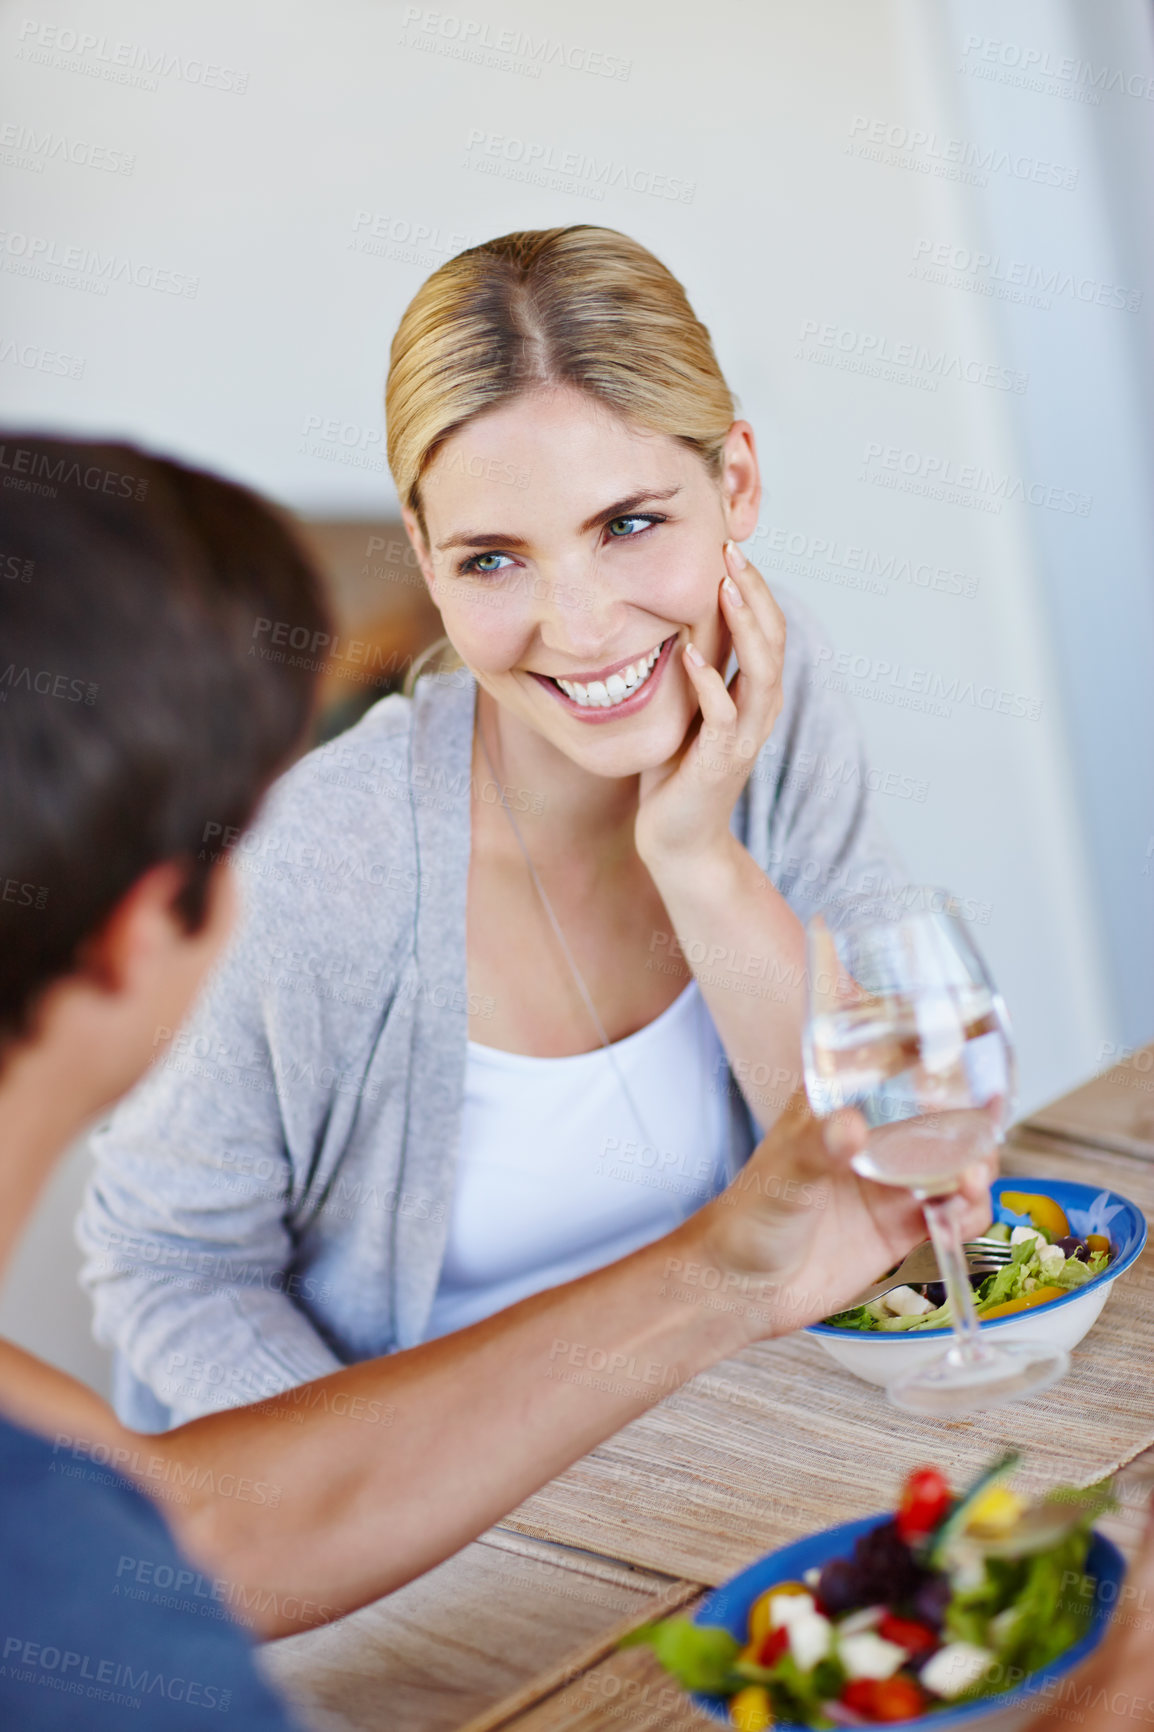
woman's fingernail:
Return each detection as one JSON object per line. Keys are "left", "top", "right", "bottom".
{"left": 722, "top": 574, "right": 744, "bottom": 607}
{"left": 684, "top": 641, "right": 705, "bottom": 667}
{"left": 724, "top": 538, "right": 747, "bottom": 572}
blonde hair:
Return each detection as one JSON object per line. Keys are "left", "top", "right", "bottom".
{"left": 387, "top": 225, "right": 736, "bottom": 531}
{"left": 387, "top": 226, "right": 737, "bottom": 692}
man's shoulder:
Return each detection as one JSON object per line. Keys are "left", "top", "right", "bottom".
{"left": 0, "top": 1411, "right": 173, "bottom": 1544}
{"left": 0, "top": 1417, "right": 294, "bottom": 1726}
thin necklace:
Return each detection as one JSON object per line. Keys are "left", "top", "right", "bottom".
{"left": 477, "top": 723, "right": 664, "bottom": 1157}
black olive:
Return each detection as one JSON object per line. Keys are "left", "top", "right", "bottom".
{"left": 817, "top": 1555, "right": 866, "bottom": 1615}
{"left": 912, "top": 1573, "right": 952, "bottom": 1629}
{"left": 851, "top": 1519, "right": 927, "bottom": 1604}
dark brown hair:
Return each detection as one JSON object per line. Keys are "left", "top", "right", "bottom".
{"left": 0, "top": 437, "right": 329, "bottom": 1055}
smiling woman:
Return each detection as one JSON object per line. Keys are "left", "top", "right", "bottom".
{"left": 78, "top": 227, "right": 914, "bottom": 1427}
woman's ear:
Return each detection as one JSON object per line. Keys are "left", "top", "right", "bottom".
{"left": 719, "top": 421, "right": 761, "bottom": 543}
{"left": 400, "top": 505, "right": 438, "bottom": 599}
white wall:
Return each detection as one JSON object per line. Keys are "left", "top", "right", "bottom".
{"left": 2, "top": 0, "right": 1150, "bottom": 1385}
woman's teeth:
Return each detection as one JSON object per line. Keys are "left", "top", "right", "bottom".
{"left": 552, "top": 641, "right": 666, "bottom": 709}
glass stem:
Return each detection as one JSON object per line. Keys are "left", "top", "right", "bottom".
{"left": 920, "top": 1191, "right": 990, "bottom": 1366}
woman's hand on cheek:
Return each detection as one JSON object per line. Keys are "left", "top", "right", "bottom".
{"left": 635, "top": 540, "right": 786, "bottom": 869}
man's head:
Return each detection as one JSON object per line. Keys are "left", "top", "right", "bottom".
{"left": 0, "top": 437, "right": 328, "bottom": 1095}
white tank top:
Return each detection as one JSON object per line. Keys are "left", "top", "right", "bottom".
{"left": 423, "top": 980, "right": 753, "bottom": 1341}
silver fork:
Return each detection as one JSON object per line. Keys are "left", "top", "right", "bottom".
{"left": 845, "top": 1238, "right": 1014, "bottom": 1309}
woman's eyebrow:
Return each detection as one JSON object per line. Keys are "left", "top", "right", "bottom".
{"left": 434, "top": 486, "right": 682, "bottom": 553}
{"left": 577, "top": 486, "right": 681, "bottom": 534}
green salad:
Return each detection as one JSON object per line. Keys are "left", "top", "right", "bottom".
{"left": 625, "top": 1453, "right": 1114, "bottom": 1729}
{"left": 825, "top": 1192, "right": 1113, "bottom": 1335}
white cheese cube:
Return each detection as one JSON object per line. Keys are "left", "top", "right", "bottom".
{"left": 803, "top": 1567, "right": 822, "bottom": 1588}
{"left": 920, "top": 1642, "right": 996, "bottom": 1699}
{"left": 838, "top": 1632, "right": 909, "bottom": 1680}
{"left": 883, "top": 1285, "right": 935, "bottom": 1317}
{"left": 837, "top": 1606, "right": 885, "bottom": 1636}
{"left": 944, "top": 1541, "right": 987, "bottom": 1593}
{"left": 1037, "top": 1242, "right": 1066, "bottom": 1278}
{"left": 768, "top": 1591, "right": 816, "bottom": 1630}
{"left": 787, "top": 1611, "right": 832, "bottom": 1670}
{"left": 1010, "top": 1225, "right": 1045, "bottom": 1249}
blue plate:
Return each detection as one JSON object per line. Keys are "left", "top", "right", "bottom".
{"left": 690, "top": 1514, "right": 1124, "bottom": 1726}
{"left": 806, "top": 1176, "right": 1147, "bottom": 1343}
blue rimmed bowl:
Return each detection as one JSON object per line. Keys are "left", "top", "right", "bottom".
{"left": 690, "top": 1513, "right": 1123, "bottom": 1728}
{"left": 807, "top": 1177, "right": 1147, "bottom": 1388}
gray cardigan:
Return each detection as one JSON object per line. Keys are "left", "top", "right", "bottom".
{"left": 77, "top": 590, "right": 906, "bottom": 1429}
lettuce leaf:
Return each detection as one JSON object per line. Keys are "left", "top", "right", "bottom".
{"left": 823, "top": 1304, "right": 881, "bottom": 1331}
{"left": 996, "top": 1530, "right": 1094, "bottom": 1675}
{"left": 619, "top": 1618, "right": 740, "bottom": 1693}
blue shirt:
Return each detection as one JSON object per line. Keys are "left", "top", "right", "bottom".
{"left": 0, "top": 1413, "right": 297, "bottom": 1728}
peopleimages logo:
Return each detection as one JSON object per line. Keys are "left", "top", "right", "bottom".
{"left": 399, "top": 6, "right": 631, "bottom": 81}
{"left": 2, "top": 1632, "right": 232, "bottom": 1712}
{"left": 15, "top": 19, "right": 249, "bottom": 94}
{"left": 796, "top": 320, "right": 1028, "bottom": 394}
{"left": 751, "top": 522, "right": 978, "bottom": 603}
{"left": 911, "top": 238, "right": 1142, "bottom": 313}
{"left": 0, "top": 121, "right": 135, "bottom": 175}
{"left": 348, "top": 209, "right": 483, "bottom": 270}
{"left": 811, "top": 643, "right": 1043, "bottom": 723}
{"left": 847, "top": 115, "right": 1079, "bottom": 189}
{"left": 0, "top": 335, "right": 85, "bottom": 379}
{"left": 463, "top": 130, "right": 696, "bottom": 203}
{"left": 0, "top": 230, "right": 198, "bottom": 298}
{"left": 859, "top": 442, "right": 1092, "bottom": 517}
{"left": 959, "top": 34, "right": 1154, "bottom": 103}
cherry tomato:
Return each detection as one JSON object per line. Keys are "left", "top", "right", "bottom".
{"left": 896, "top": 1468, "right": 951, "bottom": 1541}
{"left": 871, "top": 1677, "right": 928, "bottom": 1721}
{"left": 756, "top": 1627, "right": 790, "bottom": 1667}
{"left": 841, "top": 1677, "right": 927, "bottom": 1722}
{"left": 841, "top": 1680, "right": 882, "bottom": 1716}
{"left": 877, "top": 1614, "right": 937, "bottom": 1656}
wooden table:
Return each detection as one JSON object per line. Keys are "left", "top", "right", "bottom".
{"left": 260, "top": 1047, "right": 1154, "bottom": 1732}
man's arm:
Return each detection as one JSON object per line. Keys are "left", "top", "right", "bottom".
{"left": 1, "top": 1098, "right": 994, "bottom": 1640}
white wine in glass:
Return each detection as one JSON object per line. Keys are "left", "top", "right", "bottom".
{"left": 803, "top": 892, "right": 1068, "bottom": 1415}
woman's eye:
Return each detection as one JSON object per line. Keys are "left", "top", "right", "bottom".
{"left": 605, "top": 514, "right": 659, "bottom": 539}
{"left": 461, "top": 551, "right": 514, "bottom": 575}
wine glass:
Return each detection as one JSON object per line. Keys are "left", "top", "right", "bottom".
{"left": 802, "top": 888, "right": 1068, "bottom": 1415}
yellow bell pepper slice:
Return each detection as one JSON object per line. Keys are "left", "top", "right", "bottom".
{"left": 981, "top": 1283, "right": 1067, "bottom": 1320}
{"left": 999, "top": 1191, "right": 1070, "bottom": 1240}
{"left": 747, "top": 1582, "right": 809, "bottom": 1646}
{"left": 1087, "top": 1233, "right": 1111, "bottom": 1256}
{"left": 731, "top": 1684, "right": 774, "bottom": 1730}
{"left": 965, "top": 1484, "right": 1027, "bottom": 1535}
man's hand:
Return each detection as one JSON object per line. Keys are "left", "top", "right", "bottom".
{"left": 686, "top": 1090, "right": 996, "bottom": 1340}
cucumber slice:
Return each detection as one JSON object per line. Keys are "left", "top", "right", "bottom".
{"left": 926, "top": 1450, "right": 1022, "bottom": 1568}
